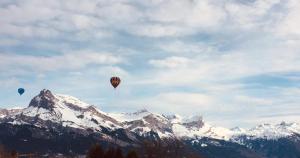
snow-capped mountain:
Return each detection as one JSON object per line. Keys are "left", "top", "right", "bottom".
{"left": 242, "top": 122, "right": 300, "bottom": 139}
{"left": 110, "top": 110, "right": 173, "bottom": 137}
{"left": 4, "top": 89, "right": 121, "bottom": 131}
{"left": 1, "top": 89, "right": 300, "bottom": 158}
{"left": 110, "top": 109, "right": 236, "bottom": 139}
{"left": 1, "top": 89, "right": 300, "bottom": 141}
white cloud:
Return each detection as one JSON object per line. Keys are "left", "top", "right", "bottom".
{"left": 0, "top": 51, "right": 123, "bottom": 72}
{"left": 0, "top": 38, "right": 20, "bottom": 46}
{"left": 97, "top": 66, "right": 129, "bottom": 78}
{"left": 234, "top": 95, "right": 273, "bottom": 106}
{"left": 157, "top": 92, "right": 213, "bottom": 106}
{"left": 122, "top": 92, "right": 215, "bottom": 115}
{"left": 1, "top": 0, "right": 300, "bottom": 127}
{"left": 224, "top": 0, "right": 282, "bottom": 29}
{"left": 276, "top": 0, "right": 300, "bottom": 36}
{"left": 130, "top": 0, "right": 225, "bottom": 37}
{"left": 279, "top": 88, "right": 300, "bottom": 101}
{"left": 0, "top": 78, "right": 20, "bottom": 88}
{"left": 131, "top": 24, "right": 186, "bottom": 37}
{"left": 147, "top": 40, "right": 300, "bottom": 86}
{"left": 71, "top": 14, "right": 97, "bottom": 30}
{"left": 0, "top": 0, "right": 297, "bottom": 39}
{"left": 159, "top": 40, "right": 214, "bottom": 54}
{"left": 149, "top": 56, "right": 190, "bottom": 68}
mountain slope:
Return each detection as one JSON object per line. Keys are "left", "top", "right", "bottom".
{"left": 0, "top": 107, "right": 23, "bottom": 118}
{"left": 6, "top": 89, "right": 121, "bottom": 131}
{"left": 1, "top": 89, "right": 300, "bottom": 157}
{"left": 3, "top": 89, "right": 300, "bottom": 141}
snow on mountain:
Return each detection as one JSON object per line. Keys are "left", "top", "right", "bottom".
{"left": 9, "top": 89, "right": 121, "bottom": 131}
{"left": 109, "top": 109, "right": 152, "bottom": 122}
{"left": 2, "top": 89, "right": 300, "bottom": 142}
{"left": 231, "top": 127, "right": 247, "bottom": 133}
{"left": 0, "top": 110, "right": 6, "bottom": 118}
{"left": 163, "top": 114, "right": 240, "bottom": 140}
{"left": 125, "top": 112, "right": 300, "bottom": 141}
{"left": 244, "top": 122, "right": 300, "bottom": 139}
{"left": 171, "top": 121, "right": 237, "bottom": 140}
{"left": 172, "top": 120, "right": 300, "bottom": 142}
{"left": 55, "top": 94, "right": 90, "bottom": 109}
{"left": 165, "top": 114, "right": 183, "bottom": 124}
{"left": 110, "top": 109, "right": 173, "bottom": 137}
{"left": 111, "top": 111, "right": 239, "bottom": 140}
{"left": 0, "top": 107, "right": 23, "bottom": 118}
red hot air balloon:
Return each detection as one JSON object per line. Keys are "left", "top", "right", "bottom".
{"left": 110, "top": 77, "right": 121, "bottom": 89}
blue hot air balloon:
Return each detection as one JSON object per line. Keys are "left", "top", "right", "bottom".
{"left": 18, "top": 88, "right": 25, "bottom": 95}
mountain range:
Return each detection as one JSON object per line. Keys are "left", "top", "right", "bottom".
{"left": 0, "top": 89, "right": 300, "bottom": 158}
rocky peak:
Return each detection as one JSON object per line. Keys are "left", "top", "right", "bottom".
{"left": 39, "top": 89, "right": 55, "bottom": 99}
{"left": 129, "top": 109, "right": 150, "bottom": 116}
{"left": 29, "top": 89, "right": 57, "bottom": 110}
{"left": 182, "top": 115, "right": 204, "bottom": 128}
{"left": 231, "top": 127, "right": 246, "bottom": 133}
{"left": 135, "top": 109, "right": 148, "bottom": 113}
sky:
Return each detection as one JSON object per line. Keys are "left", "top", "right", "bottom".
{"left": 0, "top": 0, "right": 300, "bottom": 128}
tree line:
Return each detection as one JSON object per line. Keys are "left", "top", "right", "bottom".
{"left": 0, "top": 145, "right": 17, "bottom": 158}
{"left": 0, "top": 138, "right": 205, "bottom": 158}
{"left": 86, "top": 138, "right": 204, "bottom": 158}
{"left": 86, "top": 144, "right": 138, "bottom": 158}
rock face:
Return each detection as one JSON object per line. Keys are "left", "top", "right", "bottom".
{"left": 8, "top": 89, "right": 122, "bottom": 132}
{"left": 7, "top": 89, "right": 300, "bottom": 141}
{"left": 182, "top": 115, "right": 204, "bottom": 129}
{"left": 1, "top": 89, "right": 300, "bottom": 158}
{"left": 29, "top": 89, "right": 57, "bottom": 110}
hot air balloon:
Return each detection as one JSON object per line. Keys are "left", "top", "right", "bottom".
{"left": 110, "top": 77, "right": 121, "bottom": 89}
{"left": 18, "top": 88, "right": 25, "bottom": 95}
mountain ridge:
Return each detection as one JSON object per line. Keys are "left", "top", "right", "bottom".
{"left": 1, "top": 89, "right": 300, "bottom": 141}
{"left": 1, "top": 89, "right": 300, "bottom": 158}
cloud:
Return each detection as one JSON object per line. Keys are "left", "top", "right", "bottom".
{"left": 0, "top": 38, "right": 20, "bottom": 46}
{"left": 276, "top": 0, "right": 300, "bottom": 36}
{"left": 149, "top": 56, "right": 190, "bottom": 68}
{"left": 146, "top": 38, "right": 300, "bottom": 86}
{"left": 1, "top": 0, "right": 300, "bottom": 128}
{"left": 224, "top": 0, "right": 282, "bottom": 29}
{"left": 97, "top": 66, "right": 129, "bottom": 78}
{"left": 71, "top": 14, "right": 98, "bottom": 30}
{"left": 130, "top": 0, "right": 225, "bottom": 37}
{"left": 121, "top": 92, "right": 215, "bottom": 115}
{"left": 0, "top": 78, "right": 20, "bottom": 88}
{"left": 158, "top": 40, "right": 214, "bottom": 54}
{"left": 234, "top": 95, "right": 273, "bottom": 106}
{"left": 0, "top": 0, "right": 297, "bottom": 40}
{"left": 130, "top": 24, "right": 187, "bottom": 38}
{"left": 0, "top": 51, "right": 123, "bottom": 73}
{"left": 155, "top": 92, "right": 214, "bottom": 107}
{"left": 148, "top": 0, "right": 225, "bottom": 27}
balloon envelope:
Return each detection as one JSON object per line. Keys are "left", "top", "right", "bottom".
{"left": 110, "top": 77, "right": 121, "bottom": 89}
{"left": 18, "top": 88, "right": 25, "bottom": 95}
